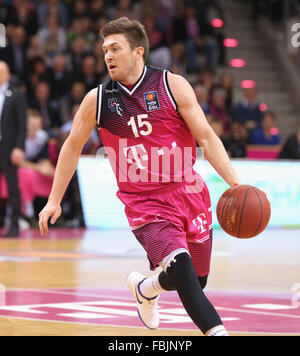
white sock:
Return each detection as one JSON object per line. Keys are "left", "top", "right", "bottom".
{"left": 139, "top": 273, "right": 166, "bottom": 299}
{"left": 207, "top": 325, "right": 229, "bottom": 336}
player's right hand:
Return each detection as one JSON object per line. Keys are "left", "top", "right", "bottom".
{"left": 38, "top": 202, "right": 62, "bottom": 236}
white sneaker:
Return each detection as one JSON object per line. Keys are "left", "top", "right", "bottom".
{"left": 126, "top": 271, "right": 159, "bottom": 330}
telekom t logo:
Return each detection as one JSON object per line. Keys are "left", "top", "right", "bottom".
{"left": 192, "top": 213, "right": 208, "bottom": 234}
{"left": 123, "top": 144, "right": 148, "bottom": 170}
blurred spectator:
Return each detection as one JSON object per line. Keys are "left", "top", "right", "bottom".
{"left": 60, "top": 81, "right": 87, "bottom": 122}
{"left": 25, "top": 56, "right": 48, "bottom": 99}
{"left": 198, "top": 69, "right": 216, "bottom": 103}
{"left": 279, "top": 128, "right": 300, "bottom": 160}
{"left": 70, "top": 0, "right": 90, "bottom": 20}
{"left": 38, "top": 15, "right": 66, "bottom": 59}
{"left": 169, "top": 42, "right": 187, "bottom": 76}
{"left": 0, "top": 0, "right": 11, "bottom": 26}
{"left": 223, "top": 121, "right": 248, "bottom": 158}
{"left": 155, "top": 0, "right": 176, "bottom": 42}
{"left": 193, "top": 0, "right": 226, "bottom": 66}
{"left": 144, "top": 15, "right": 171, "bottom": 69}
{"left": 18, "top": 110, "right": 54, "bottom": 223}
{"left": 90, "top": 0, "right": 107, "bottom": 24}
{"left": 250, "top": 111, "right": 281, "bottom": 145}
{"left": 0, "top": 61, "right": 27, "bottom": 237}
{"left": 8, "top": 0, "right": 38, "bottom": 36}
{"left": 37, "top": 0, "right": 69, "bottom": 29}
{"left": 144, "top": 15, "right": 165, "bottom": 51}
{"left": 66, "top": 17, "right": 95, "bottom": 50}
{"left": 26, "top": 35, "right": 46, "bottom": 61}
{"left": 173, "top": 3, "right": 218, "bottom": 71}
{"left": 193, "top": 84, "right": 211, "bottom": 115}
{"left": 47, "top": 54, "right": 70, "bottom": 100}
{"left": 231, "top": 87, "right": 263, "bottom": 130}
{"left": 29, "top": 81, "right": 62, "bottom": 133}
{"left": 67, "top": 35, "right": 90, "bottom": 73}
{"left": 107, "top": 0, "right": 137, "bottom": 21}
{"left": 173, "top": 5, "right": 201, "bottom": 72}
{"left": 220, "top": 73, "right": 233, "bottom": 109}
{"left": 0, "top": 25, "right": 27, "bottom": 82}
{"left": 209, "top": 88, "right": 229, "bottom": 133}
{"left": 93, "top": 16, "right": 108, "bottom": 37}
{"left": 74, "top": 54, "right": 102, "bottom": 92}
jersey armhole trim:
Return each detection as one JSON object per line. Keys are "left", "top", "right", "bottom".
{"left": 163, "top": 70, "right": 178, "bottom": 112}
{"left": 96, "top": 84, "right": 102, "bottom": 127}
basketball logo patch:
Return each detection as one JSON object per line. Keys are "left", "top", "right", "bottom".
{"left": 144, "top": 91, "right": 160, "bottom": 112}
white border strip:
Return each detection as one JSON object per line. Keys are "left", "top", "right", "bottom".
{"left": 163, "top": 70, "right": 177, "bottom": 111}
{"left": 97, "top": 84, "right": 102, "bottom": 126}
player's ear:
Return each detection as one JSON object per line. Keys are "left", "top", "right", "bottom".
{"left": 135, "top": 46, "right": 145, "bottom": 60}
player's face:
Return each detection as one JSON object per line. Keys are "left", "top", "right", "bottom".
{"left": 103, "top": 34, "right": 137, "bottom": 82}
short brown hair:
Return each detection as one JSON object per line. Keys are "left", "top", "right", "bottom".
{"left": 100, "top": 17, "right": 149, "bottom": 62}
{"left": 27, "top": 109, "right": 42, "bottom": 119}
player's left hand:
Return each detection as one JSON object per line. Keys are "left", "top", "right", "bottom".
{"left": 38, "top": 202, "right": 62, "bottom": 236}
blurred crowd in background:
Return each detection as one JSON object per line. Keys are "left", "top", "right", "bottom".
{"left": 0, "top": 0, "right": 299, "bottom": 230}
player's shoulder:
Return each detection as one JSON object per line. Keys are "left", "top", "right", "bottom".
{"left": 145, "top": 66, "right": 191, "bottom": 96}
{"left": 166, "top": 72, "right": 194, "bottom": 105}
{"left": 78, "top": 87, "right": 98, "bottom": 118}
{"left": 83, "top": 87, "right": 98, "bottom": 106}
{"left": 167, "top": 71, "right": 190, "bottom": 89}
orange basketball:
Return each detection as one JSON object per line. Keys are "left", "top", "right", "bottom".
{"left": 216, "top": 185, "right": 271, "bottom": 239}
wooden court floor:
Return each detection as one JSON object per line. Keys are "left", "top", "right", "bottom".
{"left": 0, "top": 227, "right": 299, "bottom": 336}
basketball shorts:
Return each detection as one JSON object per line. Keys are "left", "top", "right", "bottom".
{"left": 118, "top": 178, "right": 213, "bottom": 277}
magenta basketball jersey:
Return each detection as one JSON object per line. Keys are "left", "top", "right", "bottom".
{"left": 96, "top": 66, "right": 199, "bottom": 194}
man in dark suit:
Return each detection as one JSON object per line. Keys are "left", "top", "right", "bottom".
{"left": 0, "top": 61, "right": 27, "bottom": 237}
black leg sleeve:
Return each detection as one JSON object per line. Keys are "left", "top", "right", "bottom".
{"left": 159, "top": 271, "right": 208, "bottom": 290}
{"left": 159, "top": 252, "right": 222, "bottom": 334}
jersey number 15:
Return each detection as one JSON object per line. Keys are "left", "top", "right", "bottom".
{"left": 127, "top": 114, "right": 152, "bottom": 138}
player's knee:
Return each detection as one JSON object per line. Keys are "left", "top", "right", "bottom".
{"left": 160, "top": 248, "right": 191, "bottom": 275}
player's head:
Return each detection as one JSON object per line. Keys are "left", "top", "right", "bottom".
{"left": 100, "top": 17, "right": 149, "bottom": 82}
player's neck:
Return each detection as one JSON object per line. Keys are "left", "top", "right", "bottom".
{"left": 119, "top": 63, "right": 145, "bottom": 88}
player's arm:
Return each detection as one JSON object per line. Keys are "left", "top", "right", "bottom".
{"left": 38, "top": 88, "right": 98, "bottom": 236}
{"left": 167, "top": 72, "right": 241, "bottom": 187}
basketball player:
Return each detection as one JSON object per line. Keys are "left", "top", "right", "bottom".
{"left": 38, "top": 17, "right": 241, "bottom": 336}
